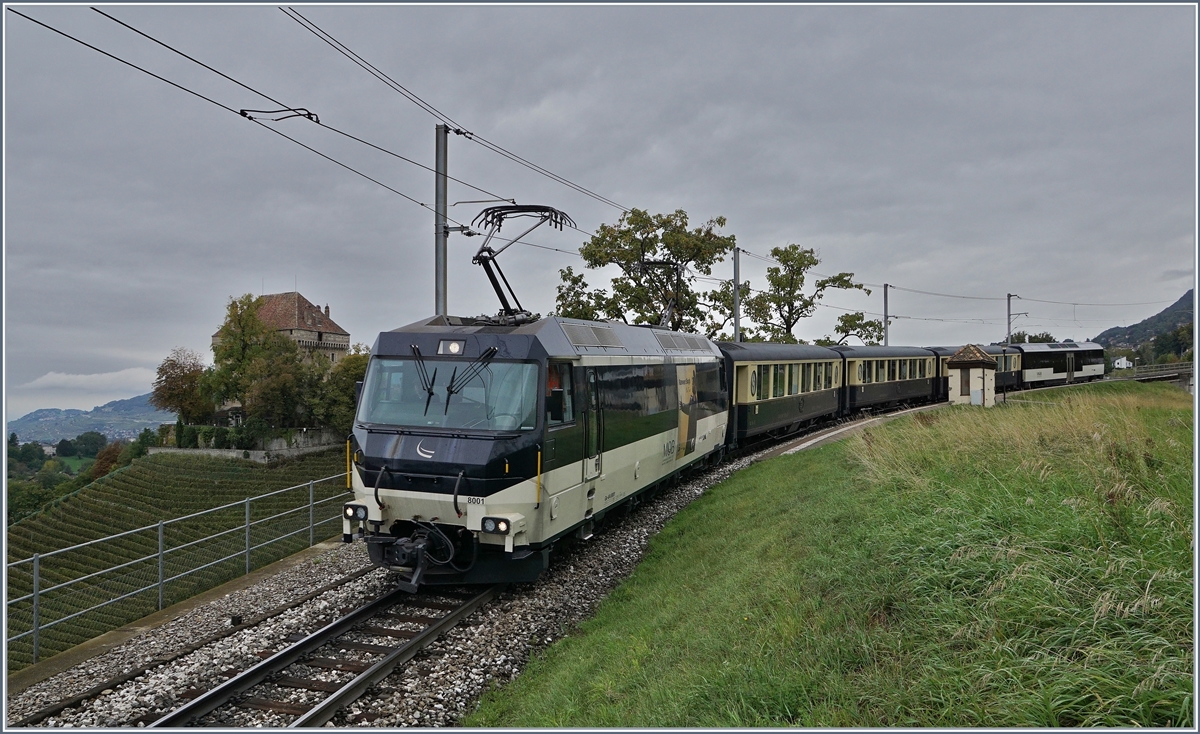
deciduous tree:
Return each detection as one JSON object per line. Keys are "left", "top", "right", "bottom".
{"left": 315, "top": 344, "right": 371, "bottom": 435}
{"left": 559, "top": 209, "right": 736, "bottom": 332}
{"left": 816, "top": 311, "right": 885, "bottom": 346}
{"left": 1008, "top": 331, "right": 1056, "bottom": 344}
{"left": 74, "top": 431, "right": 107, "bottom": 458}
{"left": 150, "top": 347, "right": 215, "bottom": 424}
{"left": 743, "top": 244, "right": 871, "bottom": 343}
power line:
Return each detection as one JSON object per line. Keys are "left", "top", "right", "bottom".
{"left": 91, "top": 7, "right": 515, "bottom": 206}
{"left": 1016, "top": 295, "right": 1179, "bottom": 307}
{"left": 14, "top": 8, "right": 604, "bottom": 266}
{"left": 10, "top": 8, "right": 453, "bottom": 215}
{"left": 280, "top": 6, "right": 630, "bottom": 213}
{"left": 737, "top": 247, "right": 1180, "bottom": 309}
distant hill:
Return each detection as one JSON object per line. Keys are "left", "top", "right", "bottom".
{"left": 1092, "top": 290, "right": 1194, "bottom": 349}
{"left": 6, "top": 393, "right": 176, "bottom": 444}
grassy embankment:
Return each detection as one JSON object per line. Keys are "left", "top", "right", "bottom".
{"left": 6, "top": 450, "right": 348, "bottom": 671}
{"left": 468, "top": 381, "right": 1193, "bottom": 727}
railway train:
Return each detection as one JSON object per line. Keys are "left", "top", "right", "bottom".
{"left": 341, "top": 313, "right": 1104, "bottom": 591}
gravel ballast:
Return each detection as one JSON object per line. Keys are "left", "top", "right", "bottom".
{"left": 7, "top": 450, "right": 766, "bottom": 728}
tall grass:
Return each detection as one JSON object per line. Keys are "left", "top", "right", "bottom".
{"left": 467, "top": 382, "right": 1193, "bottom": 727}
{"left": 843, "top": 381, "right": 1193, "bottom": 726}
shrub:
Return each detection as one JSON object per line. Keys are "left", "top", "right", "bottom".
{"left": 181, "top": 426, "right": 199, "bottom": 449}
{"left": 197, "top": 426, "right": 215, "bottom": 448}
{"left": 212, "top": 426, "right": 230, "bottom": 450}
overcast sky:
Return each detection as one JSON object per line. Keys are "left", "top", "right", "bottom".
{"left": 4, "top": 3, "right": 1196, "bottom": 422}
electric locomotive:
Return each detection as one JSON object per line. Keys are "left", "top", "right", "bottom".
{"left": 342, "top": 315, "right": 728, "bottom": 590}
{"left": 341, "top": 205, "right": 727, "bottom": 590}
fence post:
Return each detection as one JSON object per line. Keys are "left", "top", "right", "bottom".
{"left": 158, "top": 521, "right": 165, "bottom": 611}
{"left": 309, "top": 480, "right": 315, "bottom": 547}
{"left": 245, "top": 498, "right": 251, "bottom": 575}
{"left": 32, "top": 553, "right": 41, "bottom": 664}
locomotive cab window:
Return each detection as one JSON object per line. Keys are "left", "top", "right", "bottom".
{"left": 546, "top": 361, "right": 575, "bottom": 426}
{"left": 357, "top": 357, "right": 539, "bottom": 432}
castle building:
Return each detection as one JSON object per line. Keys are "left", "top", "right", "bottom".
{"left": 211, "top": 291, "right": 351, "bottom": 364}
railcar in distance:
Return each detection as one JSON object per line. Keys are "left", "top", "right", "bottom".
{"left": 716, "top": 342, "right": 843, "bottom": 445}
{"left": 1013, "top": 342, "right": 1104, "bottom": 387}
{"left": 831, "top": 345, "right": 938, "bottom": 412}
{"left": 927, "top": 344, "right": 1024, "bottom": 399}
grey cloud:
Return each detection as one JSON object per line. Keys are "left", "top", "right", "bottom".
{"left": 5, "top": 4, "right": 1195, "bottom": 421}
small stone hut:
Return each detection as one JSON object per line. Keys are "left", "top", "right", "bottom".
{"left": 947, "top": 344, "right": 997, "bottom": 407}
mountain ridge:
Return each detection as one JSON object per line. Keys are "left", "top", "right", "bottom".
{"left": 6, "top": 393, "right": 176, "bottom": 444}
{"left": 1092, "top": 289, "right": 1193, "bottom": 349}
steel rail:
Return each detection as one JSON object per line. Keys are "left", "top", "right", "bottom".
{"left": 146, "top": 587, "right": 412, "bottom": 727}
{"left": 289, "top": 585, "right": 499, "bottom": 727}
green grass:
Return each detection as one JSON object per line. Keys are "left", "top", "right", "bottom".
{"left": 6, "top": 450, "right": 350, "bottom": 671}
{"left": 467, "top": 381, "right": 1193, "bottom": 727}
{"left": 56, "top": 456, "right": 94, "bottom": 474}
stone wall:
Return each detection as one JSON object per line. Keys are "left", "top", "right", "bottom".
{"left": 147, "top": 443, "right": 340, "bottom": 465}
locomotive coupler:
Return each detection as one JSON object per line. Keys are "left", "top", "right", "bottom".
{"left": 365, "top": 534, "right": 431, "bottom": 593}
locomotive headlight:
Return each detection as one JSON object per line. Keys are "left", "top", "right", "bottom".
{"left": 481, "top": 517, "right": 511, "bottom": 535}
{"left": 438, "top": 339, "right": 466, "bottom": 355}
{"left": 344, "top": 503, "right": 368, "bottom": 521}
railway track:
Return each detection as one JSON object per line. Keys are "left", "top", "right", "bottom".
{"left": 145, "top": 585, "right": 499, "bottom": 728}
{"left": 13, "top": 397, "right": 950, "bottom": 728}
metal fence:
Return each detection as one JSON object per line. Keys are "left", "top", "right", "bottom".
{"left": 1133, "top": 361, "right": 1193, "bottom": 377}
{"left": 6, "top": 474, "right": 349, "bottom": 669}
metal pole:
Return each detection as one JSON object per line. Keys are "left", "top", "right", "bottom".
{"left": 245, "top": 499, "right": 251, "bottom": 575}
{"left": 732, "top": 246, "right": 741, "bottom": 342}
{"left": 883, "top": 283, "right": 889, "bottom": 346}
{"left": 32, "top": 553, "right": 40, "bottom": 663}
{"left": 1007, "top": 293, "right": 1014, "bottom": 345}
{"left": 435, "top": 124, "right": 449, "bottom": 317}
{"left": 308, "top": 480, "right": 315, "bottom": 548}
{"left": 158, "top": 521, "right": 165, "bottom": 611}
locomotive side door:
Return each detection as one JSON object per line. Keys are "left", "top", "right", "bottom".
{"left": 583, "top": 368, "right": 602, "bottom": 481}
{"left": 1066, "top": 353, "right": 1075, "bottom": 383}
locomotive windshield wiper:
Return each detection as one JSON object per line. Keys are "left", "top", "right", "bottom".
{"left": 443, "top": 347, "right": 498, "bottom": 414}
{"left": 411, "top": 345, "right": 439, "bottom": 416}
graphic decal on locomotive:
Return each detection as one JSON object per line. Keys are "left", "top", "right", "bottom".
{"left": 676, "top": 363, "right": 698, "bottom": 460}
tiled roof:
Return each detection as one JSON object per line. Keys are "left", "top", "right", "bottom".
{"left": 947, "top": 343, "right": 997, "bottom": 367}
{"left": 255, "top": 292, "right": 349, "bottom": 336}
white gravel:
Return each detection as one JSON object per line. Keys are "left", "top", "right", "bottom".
{"left": 7, "top": 450, "right": 767, "bottom": 728}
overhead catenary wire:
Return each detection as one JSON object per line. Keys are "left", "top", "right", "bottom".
{"left": 280, "top": 6, "right": 630, "bottom": 213}
{"left": 9, "top": 8, "right": 439, "bottom": 214}
{"left": 736, "top": 248, "right": 1179, "bottom": 309}
{"left": 14, "top": 8, "right": 586, "bottom": 260}
{"left": 90, "top": 7, "right": 515, "bottom": 207}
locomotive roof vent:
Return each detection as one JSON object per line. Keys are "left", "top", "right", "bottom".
{"left": 562, "top": 323, "right": 624, "bottom": 348}
{"left": 655, "top": 331, "right": 710, "bottom": 352}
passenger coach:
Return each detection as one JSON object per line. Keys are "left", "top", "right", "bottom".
{"left": 1014, "top": 341, "right": 1104, "bottom": 387}
{"left": 832, "top": 345, "right": 938, "bottom": 412}
{"left": 717, "top": 342, "right": 843, "bottom": 444}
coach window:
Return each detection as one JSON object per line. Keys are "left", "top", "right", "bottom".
{"left": 899, "top": 360, "right": 908, "bottom": 380}
{"left": 773, "top": 364, "right": 786, "bottom": 398}
{"left": 788, "top": 364, "right": 798, "bottom": 395}
{"left": 825, "top": 362, "right": 834, "bottom": 389}
{"left": 918, "top": 359, "right": 927, "bottom": 378}
{"left": 546, "top": 362, "right": 575, "bottom": 426}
